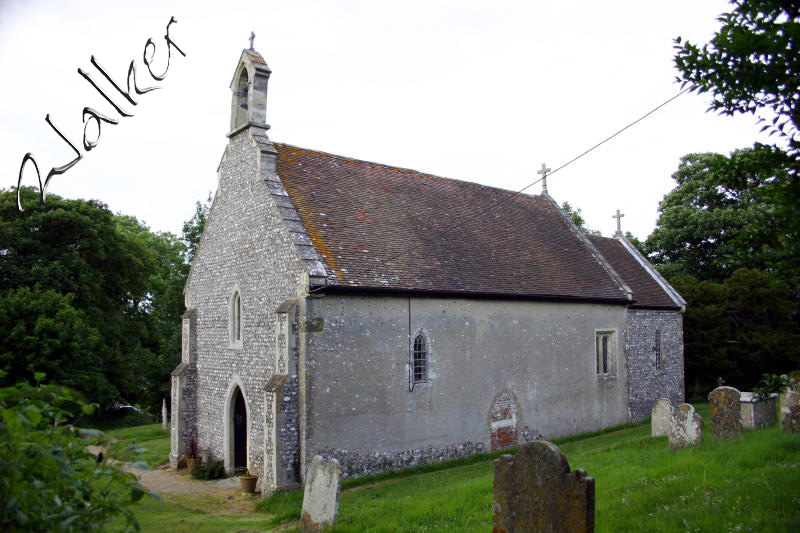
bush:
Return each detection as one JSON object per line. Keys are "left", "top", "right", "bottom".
{"left": 190, "top": 458, "right": 227, "bottom": 480}
{"left": 0, "top": 374, "right": 157, "bottom": 532}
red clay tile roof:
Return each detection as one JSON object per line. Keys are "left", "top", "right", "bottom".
{"left": 588, "top": 236, "right": 681, "bottom": 310}
{"left": 275, "top": 143, "right": 630, "bottom": 303}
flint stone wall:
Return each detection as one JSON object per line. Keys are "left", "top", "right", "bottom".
{"left": 178, "top": 129, "right": 306, "bottom": 487}
{"left": 317, "top": 441, "right": 484, "bottom": 479}
{"left": 626, "top": 310, "right": 684, "bottom": 420}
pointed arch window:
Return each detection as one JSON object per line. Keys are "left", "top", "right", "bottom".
{"left": 229, "top": 290, "right": 243, "bottom": 348}
{"left": 654, "top": 329, "right": 663, "bottom": 371}
{"left": 412, "top": 334, "right": 428, "bottom": 384}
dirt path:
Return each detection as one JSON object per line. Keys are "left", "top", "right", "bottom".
{"left": 128, "top": 465, "right": 232, "bottom": 496}
{"left": 87, "top": 445, "right": 254, "bottom": 507}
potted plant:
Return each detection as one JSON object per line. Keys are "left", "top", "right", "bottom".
{"left": 186, "top": 438, "right": 202, "bottom": 473}
{"left": 238, "top": 467, "right": 258, "bottom": 494}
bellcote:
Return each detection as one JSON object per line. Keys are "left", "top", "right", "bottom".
{"left": 229, "top": 47, "right": 271, "bottom": 135}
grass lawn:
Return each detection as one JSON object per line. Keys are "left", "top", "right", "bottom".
{"left": 105, "top": 423, "right": 172, "bottom": 466}
{"left": 261, "top": 403, "right": 800, "bottom": 532}
{"left": 113, "top": 404, "right": 800, "bottom": 532}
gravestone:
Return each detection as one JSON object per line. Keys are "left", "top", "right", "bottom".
{"left": 739, "top": 392, "right": 777, "bottom": 429}
{"left": 301, "top": 455, "right": 342, "bottom": 532}
{"left": 709, "top": 386, "right": 741, "bottom": 439}
{"left": 669, "top": 403, "right": 704, "bottom": 450}
{"left": 161, "top": 398, "right": 168, "bottom": 432}
{"left": 651, "top": 398, "right": 673, "bottom": 437}
{"left": 781, "top": 374, "right": 800, "bottom": 433}
{"left": 493, "top": 440, "right": 594, "bottom": 533}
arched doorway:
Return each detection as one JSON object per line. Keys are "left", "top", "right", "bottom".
{"left": 232, "top": 386, "right": 247, "bottom": 471}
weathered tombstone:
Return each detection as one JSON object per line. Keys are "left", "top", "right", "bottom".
{"left": 161, "top": 398, "right": 168, "bottom": 432}
{"left": 493, "top": 440, "right": 594, "bottom": 533}
{"left": 669, "top": 403, "right": 704, "bottom": 450}
{"left": 709, "top": 386, "right": 741, "bottom": 438}
{"left": 739, "top": 392, "right": 777, "bottom": 429}
{"left": 781, "top": 374, "right": 800, "bottom": 433}
{"left": 301, "top": 455, "right": 342, "bottom": 532}
{"left": 651, "top": 398, "right": 674, "bottom": 437}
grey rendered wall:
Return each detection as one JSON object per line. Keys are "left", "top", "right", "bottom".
{"left": 303, "top": 294, "right": 630, "bottom": 477}
{"left": 182, "top": 129, "right": 305, "bottom": 485}
{"left": 626, "top": 309, "right": 684, "bottom": 420}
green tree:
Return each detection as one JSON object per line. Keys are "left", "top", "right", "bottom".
{"left": 670, "top": 268, "right": 800, "bottom": 397}
{"left": 115, "top": 215, "right": 188, "bottom": 409}
{"left": 0, "top": 376, "right": 156, "bottom": 532}
{"left": 560, "top": 201, "right": 601, "bottom": 236}
{"left": 0, "top": 287, "right": 116, "bottom": 407}
{"left": 0, "top": 188, "right": 183, "bottom": 412}
{"left": 674, "top": 0, "right": 800, "bottom": 156}
{"left": 181, "top": 192, "right": 212, "bottom": 264}
{"left": 646, "top": 145, "right": 798, "bottom": 287}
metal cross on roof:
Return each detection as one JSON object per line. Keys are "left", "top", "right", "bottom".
{"left": 537, "top": 163, "right": 551, "bottom": 195}
{"left": 613, "top": 209, "right": 625, "bottom": 235}
{"left": 249, "top": 31, "right": 255, "bottom": 50}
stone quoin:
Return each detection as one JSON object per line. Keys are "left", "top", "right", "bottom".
{"left": 169, "top": 43, "right": 686, "bottom": 493}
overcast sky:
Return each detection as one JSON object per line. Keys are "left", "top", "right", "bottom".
{"left": 0, "top": 0, "right": 776, "bottom": 240}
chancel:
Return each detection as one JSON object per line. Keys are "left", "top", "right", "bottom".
{"left": 169, "top": 44, "right": 687, "bottom": 494}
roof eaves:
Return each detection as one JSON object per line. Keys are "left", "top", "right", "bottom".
{"left": 311, "top": 283, "right": 634, "bottom": 305}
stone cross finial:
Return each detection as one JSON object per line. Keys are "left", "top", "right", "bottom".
{"left": 612, "top": 209, "right": 625, "bottom": 235}
{"left": 537, "top": 163, "right": 551, "bottom": 195}
{"left": 249, "top": 31, "right": 255, "bottom": 50}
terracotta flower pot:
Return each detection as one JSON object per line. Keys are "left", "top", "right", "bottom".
{"left": 186, "top": 457, "right": 202, "bottom": 473}
{"left": 239, "top": 475, "right": 258, "bottom": 494}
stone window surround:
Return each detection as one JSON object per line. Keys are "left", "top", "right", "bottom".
{"left": 229, "top": 286, "right": 243, "bottom": 350}
{"left": 412, "top": 332, "right": 429, "bottom": 384}
{"left": 594, "top": 329, "right": 617, "bottom": 378}
{"left": 409, "top": 329, "right": 432, "bottom": 390}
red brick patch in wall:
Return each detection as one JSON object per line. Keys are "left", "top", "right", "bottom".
{"left": 490, "top": 392, "right": 519, "bottom": 452}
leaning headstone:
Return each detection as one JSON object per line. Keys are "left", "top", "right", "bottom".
{"left": 669, "top": 403, "right": 704, "bottom": 450}
{"left": 739, "top": 392, "right": 777, "bottom": 429}
{"left": 161, "top": 398, "right": 168, "bottom": 432}
{"left": 709, "top": 386, "right": 741, "bottom": 439}
{"left": 651, "top": 398, "right": 674, "bottom": 437}
{"left": 781, "top": 374, "right": 800, "bottom": 433}
{"left": 493, "top": 440, "right": 594, "bottom": 533}
{"left": 301, "top": 455, "right": 342, "bottom": 532}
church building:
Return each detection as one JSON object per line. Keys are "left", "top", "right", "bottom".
{"left": 170, "top": 44, "right": 686, "bottom": 492}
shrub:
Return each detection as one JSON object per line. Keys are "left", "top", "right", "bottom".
{"left": 0, "top": 373, "right": 157, "bottom": 532}
{"left": 191, "top": 458, "right": 227, "bottom": 480}
{"left": 753, "top": 373, "right": 792, "bottom": 400}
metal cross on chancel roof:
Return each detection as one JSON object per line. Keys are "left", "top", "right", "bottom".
{"left": 613, "top": 209, "right": 625, "bottom": 235}
{"left": 249, "top": 31, "right": 255, "bottom": 50}
{"left": 537, "top": 163, "right": 551, "bottom": 195}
